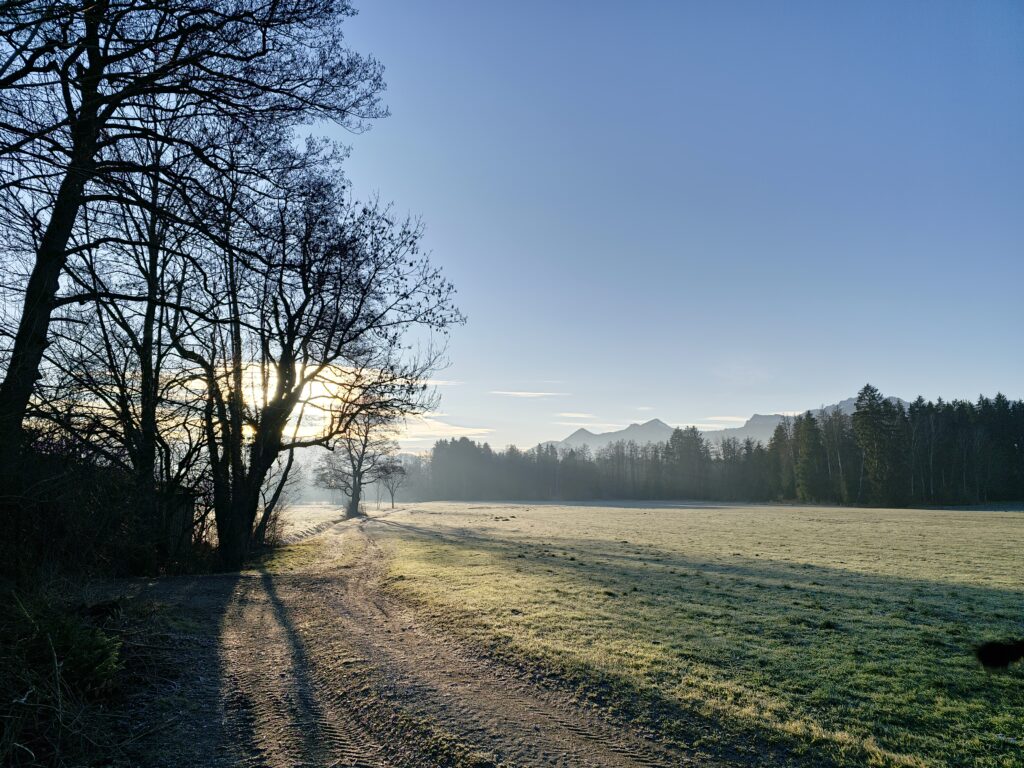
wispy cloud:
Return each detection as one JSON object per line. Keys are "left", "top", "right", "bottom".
{"left": 425, "top": 379, "right": 463, "bottom": 387}
{"left": 557, "top": 412, "right": 594, "bottom": 419}
{"left": 490, "top": 390, "right": 569, "bottom": 398}
{"left": 635, "top": 406, "right": 654, "bottom": 412}
{"left": 705, "top": 415, "right": 747, "bottom": 423}
{"left": 398, "top": 414, "right": 493, "bottom": 443}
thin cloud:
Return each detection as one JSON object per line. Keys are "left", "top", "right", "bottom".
{"left": 491, "top": 390, "right": 569, "bottom": 398}
{"left": 635, "top": 406, "right": 654, "bottom": 411}
{"left": 557, "top": 412, "right": 594, "bottom": 419}
{"left": 706, "top": 416, "right": 747, "bottom": 423}
{"left": 398, "top": 414, "right": 493, "bottom": 443}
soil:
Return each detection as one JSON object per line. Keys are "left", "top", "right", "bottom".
{"left": 111, "top": 515, "right": 721, "bottom": 767}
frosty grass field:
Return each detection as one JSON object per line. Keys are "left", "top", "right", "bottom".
{"left": 288, "top": 502, "right": 1024, "bottom": 767}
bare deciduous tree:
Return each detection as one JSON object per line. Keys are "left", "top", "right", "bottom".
{"left": 0, "top": 1, "right": 462, "bottom": 574}
{"left": 315, "top": 411, "right": 400, "bottom": 519}
{"left": 169, "top": 149, "right": 458, "bottom": 566}
{"left": 376, "top": 457, "right": 406, "bottom": 509}
{"left": 0, "top": 0, "right": 386, "bottom": 481}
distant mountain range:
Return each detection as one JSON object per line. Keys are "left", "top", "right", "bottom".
{"left": 558, "top": 419, "right": 676, "bottom": 451}
{"left": 548, "top": 396, "right": 908, "bottom": 451}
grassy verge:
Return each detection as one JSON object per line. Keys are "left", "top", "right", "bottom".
{"left": 373, "top": 502, "right": 1024, "bottom": 767}
{"left": 0, "top": 585, "right": 162, "bottom": 766}
{"left": 252, "top": 524, "right": 361, "bottom": 574}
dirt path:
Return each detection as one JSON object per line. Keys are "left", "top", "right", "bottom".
{"left": 124, "top": 517, "right": 705, "bottom": 767}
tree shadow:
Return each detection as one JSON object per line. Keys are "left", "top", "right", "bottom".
{"left": 373, "top": 516, "right": 1023, "bottom": 622}
{"left": 369, "top": 515, "right": 1024, "bottom": 765}
{"left": 114, "top": 567, "right": 363, "bottom": 765}
{"left": 104, "top": 571, "right": 245, "bottom": 767}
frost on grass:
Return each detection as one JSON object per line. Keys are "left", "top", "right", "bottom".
{"left": 374, "top": 502, "right": 1024, "bottom": 768}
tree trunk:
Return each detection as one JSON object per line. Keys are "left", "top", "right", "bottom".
{"left": 0, "top": 2, "right": 104, "bottom": 489}
{"left": 218, "top": 438, "right": 285, "bottom": 569}
{"left": 136, "top": 183, "right": 163, "bottom": 549}
{"left": 216, "top": 499, "right": 252, "bottom": 571}
{"left": 0, "top": 165, "right": 90, "bottom": 482}
{"left": 253, "top": 449, "right": 295, "bottom": 547}
{"left": 346, "top": 474, "right": 363, "bottom": 518}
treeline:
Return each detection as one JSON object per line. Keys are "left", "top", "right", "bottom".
{"left": 420, "top": 386, "right": 1024, "bottom": 507}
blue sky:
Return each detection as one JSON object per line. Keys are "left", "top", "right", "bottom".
{"left": 331, "top": 0, "right": 1024, "bottom": 450}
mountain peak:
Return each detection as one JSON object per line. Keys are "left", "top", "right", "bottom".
{"left": 626, "top": 418, "right": 668, "bottom": 427}
{"left": 551, "top": 394, "right": 908, "bottom": 451}
{"left": 559, "top": 418, "right": 675, "bottom": 450}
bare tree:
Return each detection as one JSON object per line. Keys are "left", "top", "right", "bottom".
{"left": 315, "top": 412, "right": 400, "bottom": 519}
{"left": 166, "top": 148, "right": 459, "bottom": 566}
{"left": 0, "top": 2, "right": 464, "bottom": 574}
{"left": 0, "top": 0, "right": 386, "bottom": 481}
{"left": 19, "top": 89, "right": 251, "bottom": 568}
{"left": 376, "top": 457, "right": 406, "bottom": 509}
{"left": 253, "top": 448, "right": 300, "bottom": 547}
{"left": 30, "top": 128, "right": 212, "bottom": 555}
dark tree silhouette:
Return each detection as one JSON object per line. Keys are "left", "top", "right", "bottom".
{"left": 172, "top": 151, "right": 457, "bottom": 567}
{"left": 0, "top": 2, "right": 466, "bottom": 573}
{"left": 0, "top": 0, "right": 386, "bottom": 486}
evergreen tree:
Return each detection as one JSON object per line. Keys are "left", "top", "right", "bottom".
{"left": 767, "top": 420, "right": 796, "bottom": 499}
{"left": 417, "top": 386, "right": 1023, "bottom": 508}
{"left": 852, "top": 384, "right": 909, "bottom": 505}
{"left": 794, "top": 411, "right": 829, "bottom": 501}
{"left": 667, "top": 427, "right": 711, "bottom": 498}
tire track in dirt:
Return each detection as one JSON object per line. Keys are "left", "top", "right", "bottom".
{"left": 292, "top": 519, "right": 702, "bottom": 767}
{"left": 215, "top": 572, "right": 390, "bottom": 768}
{"left": 127, "top": 515, "right": 719, "bottom": 767}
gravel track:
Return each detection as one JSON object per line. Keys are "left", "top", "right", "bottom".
{"left": 123, "top": 515, "right": 706, "bottom": 767}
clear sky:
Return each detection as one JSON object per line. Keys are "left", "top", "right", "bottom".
{"left": 331, "top": 0, "right": 1024, "bottom": 451}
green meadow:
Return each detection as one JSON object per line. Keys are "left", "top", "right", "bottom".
{"left": 373, "top": 502, "right": 1024, "bottom": 767}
